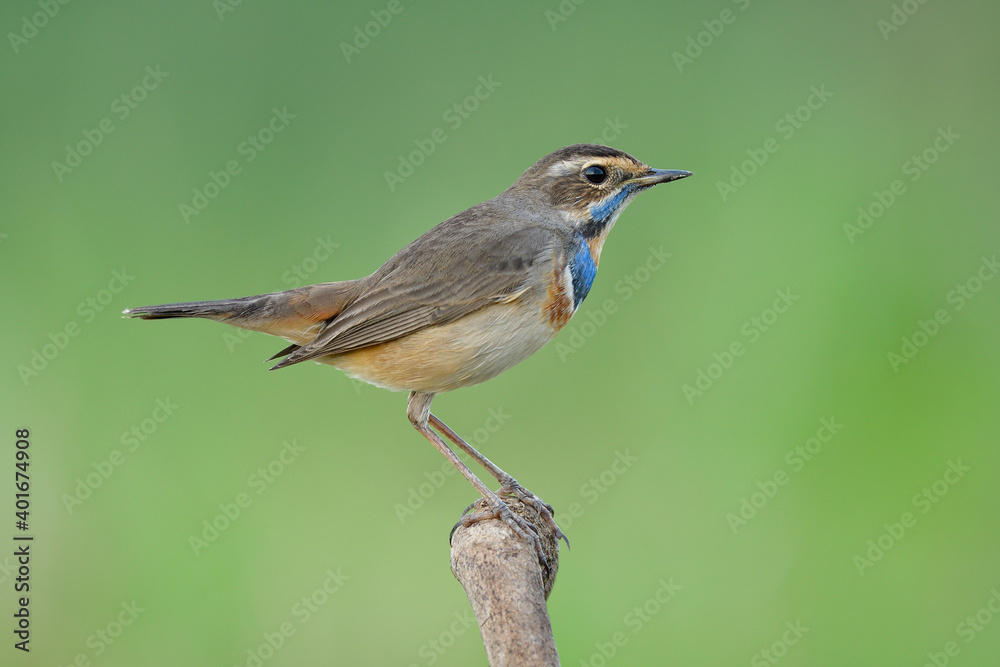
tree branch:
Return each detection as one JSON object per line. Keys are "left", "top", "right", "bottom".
{"left": 450, "top": 496, "right": 560, "bottom": 667}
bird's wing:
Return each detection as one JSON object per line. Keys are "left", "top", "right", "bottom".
{"left": 271, "top": 212, "right": 565, "bottom": 369}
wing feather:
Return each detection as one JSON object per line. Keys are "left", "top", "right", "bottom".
{"left": 271, "top": 205, "right": 567, "bottom": 369}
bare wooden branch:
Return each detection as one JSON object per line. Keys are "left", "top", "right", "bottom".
{"left": 450, "top": 497, "right": 561, "bottom": 667}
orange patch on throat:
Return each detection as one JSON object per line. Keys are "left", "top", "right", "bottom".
{"left": 587, "top": 233, "right": 609, "bottom": 266}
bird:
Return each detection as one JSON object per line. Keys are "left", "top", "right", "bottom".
{"left": 124, "top": 143, "right": 691, "bottom": 566}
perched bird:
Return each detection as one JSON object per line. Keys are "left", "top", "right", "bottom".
{"left": 124, "top": 144, "right": 691, "bottom": 565}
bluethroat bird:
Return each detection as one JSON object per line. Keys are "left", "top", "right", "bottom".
{"left": 124, "top": 144, "right": 691, "bottom": 564}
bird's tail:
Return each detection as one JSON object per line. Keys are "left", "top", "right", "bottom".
{"left": 123, "top": 297, "right": 258, "bottom": 321}
{"left": 123, "top": 280, "right": 366, "bottom": 350}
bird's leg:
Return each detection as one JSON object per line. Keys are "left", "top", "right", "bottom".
{"left": 428, "top": 412, "right": 569, "bottom": 549}
{"left": 407, "top": 393, "right": 550, "bottom": 568}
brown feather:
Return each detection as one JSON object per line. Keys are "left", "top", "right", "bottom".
{"left": 271, "top": 212, "right": 571, "bottom": 369}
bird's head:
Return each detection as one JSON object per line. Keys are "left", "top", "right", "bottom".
{"left": 511, "top": 144, "right": 692, "bottom": 242}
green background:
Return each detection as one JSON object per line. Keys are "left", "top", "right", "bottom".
{"left": 2, "top": 0, "right": 999, "bottom": 664}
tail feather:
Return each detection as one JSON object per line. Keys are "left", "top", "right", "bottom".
{"left": 265, "top": 342, "right": 301, "bottom": 361}
{"left": 124, "top": 279, "right": 367, "bottom": 351}
{"left": 123, "top": 297, "right": 258, "bottom": 321}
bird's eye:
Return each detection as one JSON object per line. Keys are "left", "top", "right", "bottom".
{"left": 583, "top": 165, "right": 607, "bottom": 184}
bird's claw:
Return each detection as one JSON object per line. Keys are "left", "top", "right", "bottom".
{"left": 499, "top": 481, "right": 570, "bottom": 550}
{"left": 451, "top": 495, "right": 552, "bottom": 572}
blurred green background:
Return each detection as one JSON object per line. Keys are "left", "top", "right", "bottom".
{"left": 2, "top": 0, "right": 999, "bottom": 664}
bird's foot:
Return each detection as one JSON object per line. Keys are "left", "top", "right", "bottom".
{"left": 451, "top": 494, "right": 552, "bottom": 572}
{"left": 498, "top": 481, "right": 570, "bottom": 550}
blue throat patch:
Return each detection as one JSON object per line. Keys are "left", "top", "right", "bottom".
{"left": 589, "top": 183, "right": 636, "bottom": 225}
{"left": 568, "top": 236, "right": 598, "bottom": 308}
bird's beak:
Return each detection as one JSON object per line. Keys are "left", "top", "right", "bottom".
{"left": 629, "top": 168, "right": 693, "bottom": 187}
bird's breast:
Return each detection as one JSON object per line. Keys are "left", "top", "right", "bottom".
{"left": 543, "top": 260, "right": 575, "bottom": 330}
{"left": 317, "top": 235, "right": 601, "bottom": 394}
{"left": 322, "top": 299, "right": 561, "bottom": 394}
{"left": 543, "top": 235, "right": 599, "bottom": 329}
